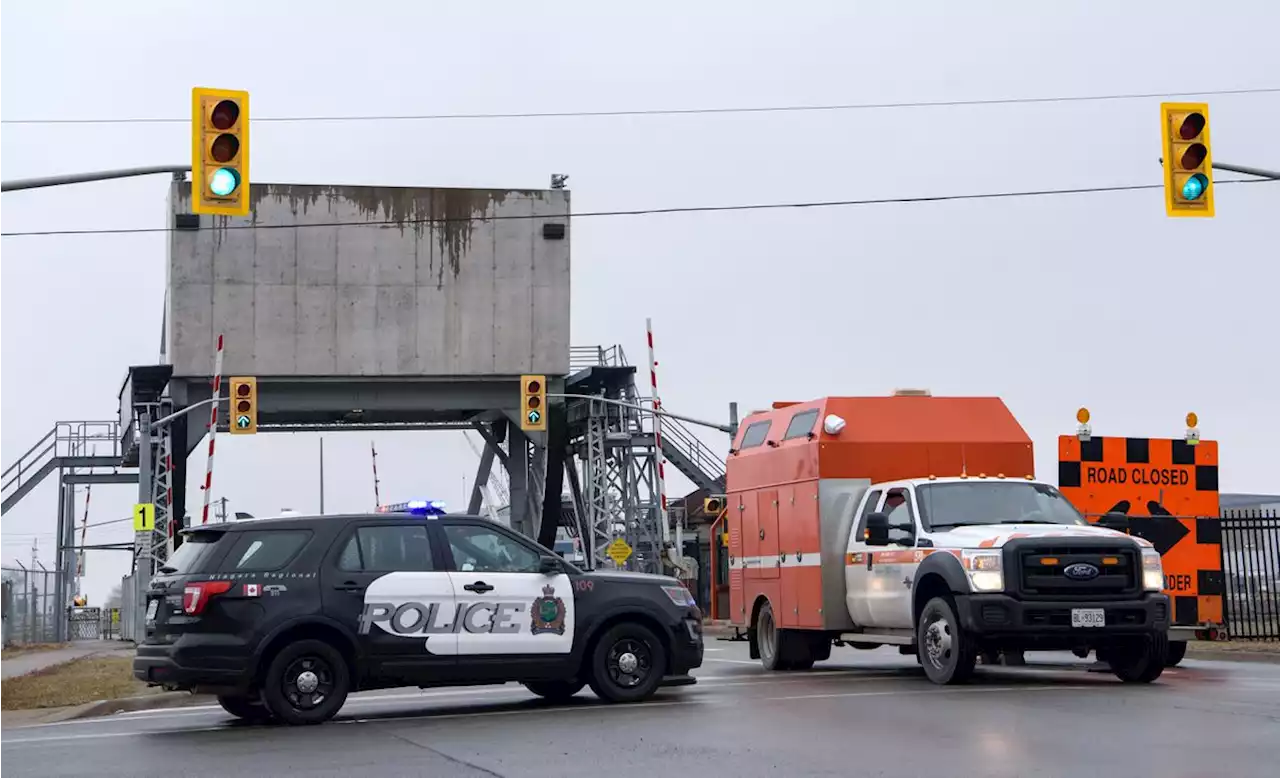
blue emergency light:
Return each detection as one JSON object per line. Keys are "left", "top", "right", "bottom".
{"left": 376, "top": 499, "right": 447, "bottom": 516}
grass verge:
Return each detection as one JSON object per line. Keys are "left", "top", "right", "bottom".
{"left": 1, "top": 657, "right": 159, "bottom": 711}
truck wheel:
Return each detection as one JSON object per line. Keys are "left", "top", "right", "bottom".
{"left": 524, "top": 680, "right": 585, "bottom": 703}
{"left": 917, "top": 596, "right": 977, "bottom": 685}
{"left": 756, "top": 600, "right": 785, "bottom": 670}
{"left": 1164, "top": 640, "right": 1188, "bottom": 667}
{"left": 587, "top": 622, "right": 666, "bottom": 703}
{"left": 217, "top": 694, "right": 274, "bottom": 723}
{"left": 261, "top": 639, "right": 351, "bottom": 725}
{"left": 1108, "top": 634, "right": 1168, "bottom": 683}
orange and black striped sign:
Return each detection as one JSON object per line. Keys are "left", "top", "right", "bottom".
{"left": 1058, "top": 435, "right": 1223, "bottom": 627}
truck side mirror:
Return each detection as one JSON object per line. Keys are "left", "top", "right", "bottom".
{"left": 1098, "top": 512, "right": 1130, "bottom": 533}
{"left": 864, "top": 512, "right": 890, "bottom": 546}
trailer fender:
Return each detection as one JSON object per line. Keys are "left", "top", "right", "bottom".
{"left": 911, "top": 552, "right": 970, "bottom": 622}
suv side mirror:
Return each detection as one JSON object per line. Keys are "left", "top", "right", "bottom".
{"left": 864, "top": 512, "right": 890, "bottom": 546}
{"left": 539, "top": 554, "right": 564, "bottom": 575}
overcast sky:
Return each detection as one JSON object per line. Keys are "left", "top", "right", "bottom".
{"left": 3, "top": 0, "right": 1278, "bottom": 603}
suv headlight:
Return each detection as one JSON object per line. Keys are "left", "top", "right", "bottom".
{"left": 1141, "top": 548, "right": 1164, "bottom": 591}
{"left": 961, "top": 550, "right": 1004, "bottom": 593}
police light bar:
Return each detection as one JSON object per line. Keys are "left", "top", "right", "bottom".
{"left": 377, "top": 499, "right": 447, "bottom": 516}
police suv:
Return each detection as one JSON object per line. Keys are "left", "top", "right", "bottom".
{"left": 133, "top": 506, "right": 704, "bottom": 725}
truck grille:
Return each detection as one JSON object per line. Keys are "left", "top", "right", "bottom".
{"left": 1017, "top": 545, "right": 1138, "bottom": 599}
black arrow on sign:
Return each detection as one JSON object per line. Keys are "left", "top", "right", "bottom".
{"left": 1126, "top": 516, "right": 1190, "bottom": 555}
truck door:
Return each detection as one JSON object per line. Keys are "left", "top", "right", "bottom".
{"left": 844, "top": 489, "right": 883, "bottom": 626}
{"left": 758, "top": 490, "right": 780, "bottom": 580}
{"left": 870, "top": 487, "right": 921, "bottom": 629}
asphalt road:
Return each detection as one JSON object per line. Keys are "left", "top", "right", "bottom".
{"left": 5, "top": 642, "right": 1279, "bottom": 778}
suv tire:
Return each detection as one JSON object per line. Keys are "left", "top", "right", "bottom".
{"left": 587, "top": 622, "right": 666, "bottom": 703}
{"left": 261, "top": 638, "right": 351, "bottom": 725}
{"left": 524, "top": 680, "right": 585, "bottom": 702}
{"left": 217, "top": 694, "right": 274, "bottom": 723}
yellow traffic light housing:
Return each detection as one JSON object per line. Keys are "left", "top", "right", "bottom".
{"left": 520, "top": 375, "right": 547, "bottom": 432}
{"left": 1161, "top": 102, "right": 1214, "bottom": 218}
{"left": 229, "top": 377, "right": 258, "bottom": 435}
{"left": 192, "top": 87, "right": 250, "bottom": 216}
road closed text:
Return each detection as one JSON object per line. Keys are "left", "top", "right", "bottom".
{"left": 1085, "top": 466, "right": 1191, "bottom": 487}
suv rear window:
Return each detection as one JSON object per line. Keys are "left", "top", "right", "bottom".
{"left": 224, "top": 530, "right": 312, "bottom": 572}
{"left": 161, "top": 531, "right": 225, "bottom": 574}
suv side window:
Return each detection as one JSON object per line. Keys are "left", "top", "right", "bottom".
{"left": 225, "top": 530, "right": 312, "bottom": 572}
{"left": 338, "top": 525, "right": 433, "bottom": 572}
{"left": 444, "top": 524, "right": 541, "bottom": 573}
{"left": 853, "top": 489, "right": 883, "bottom": 540}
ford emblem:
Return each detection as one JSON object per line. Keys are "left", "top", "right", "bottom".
{"left": 1063, "top": 562, "right": 1100, "bottom": 581}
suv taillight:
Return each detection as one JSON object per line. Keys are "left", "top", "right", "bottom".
{"left": 183, "top": 581, "right": 233, "bottom": 615}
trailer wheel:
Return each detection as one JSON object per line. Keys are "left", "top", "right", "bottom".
{"left": 1164, "top": 640, "right": 1188, "bottom": 667}
{"left": 917, "top": 595, "right": 977, "bottom": 685}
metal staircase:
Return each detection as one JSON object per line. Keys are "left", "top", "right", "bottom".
{"left": 2, "top": 422, "right": 127, "bottom": 515}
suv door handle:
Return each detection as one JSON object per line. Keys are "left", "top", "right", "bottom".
{"left": 463, "top": 581, "right": 494, "bottom": 594}
{"left": 333, "top": 581, "right": 365, "bottom": 593}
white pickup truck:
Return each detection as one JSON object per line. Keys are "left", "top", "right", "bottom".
{"left": 750, "top": 476, "right": 1172, "bottom": 684}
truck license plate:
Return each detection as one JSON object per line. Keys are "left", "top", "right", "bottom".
{"left": 1071, "top": 608, "right": 1105, "bottom": 628}
{"left": 145, "top": 599, "right": 159, "bottom": 622}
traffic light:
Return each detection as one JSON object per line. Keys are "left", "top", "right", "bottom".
{"left": 520, "top": 375, "right": 547, "bottom": 432}
{"left": 1160, "top": 102, "right": 1214, "bottom": 218}
{"left": 229, "top": 377, "right": 258, "bottom": 435}
{"left": 192, "top": 87, "right": 250, "bottom": 216}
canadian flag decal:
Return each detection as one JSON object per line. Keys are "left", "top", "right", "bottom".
{"left": 244, "top": 584, "right": 261, "bottom": 597}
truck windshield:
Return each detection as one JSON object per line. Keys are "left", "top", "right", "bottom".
{"left": 916, "top": 482, "right": 1086, "bottom": 531}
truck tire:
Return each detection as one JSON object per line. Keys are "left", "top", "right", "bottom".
{"left": 1164, "top": 640, "right": 1188, "bottom": 667}
{"left": 586, "top": 622, "right": 666, "bottom": 703}
{"left": 755, "top": 601, "right": 816, "bottom": 671}
{"left": 260, "top": 638, "right": 351, "bottom": 725}
{"left": 1109, "top": 634, "right": 1167, "bottom": 683}
{"left": 917, "top": 595, "right": 977, "bottom": 685}
{"left": 524, "top": 680, "right": 585, "bottom": 702}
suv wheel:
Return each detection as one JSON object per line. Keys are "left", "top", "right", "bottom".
{"left": 917, "top": 595, "right": 977, "bottom": 685}
{"left": 587, "top": 622, "right": 666, "bottom": 703}
{"left": 524, "top": 680, "right": 585, "bottom": 703}
{"left": 261, "top": 639, "right": 351, "bottom": 725}
{"left": 217, "top": 694, "right": 274, "bottom": 723}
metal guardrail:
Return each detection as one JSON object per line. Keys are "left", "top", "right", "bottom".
{"left": 2, "top": 421, "right": 123, "bottom": 507}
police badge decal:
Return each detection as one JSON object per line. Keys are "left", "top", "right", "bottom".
{"left": 531, "top": 584, "right": 566, "bottom": 635}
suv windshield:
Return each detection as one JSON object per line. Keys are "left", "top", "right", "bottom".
{"left": 916, "top": 481, "right": 1086, "bottom": 531}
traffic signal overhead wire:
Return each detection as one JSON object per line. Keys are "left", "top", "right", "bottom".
{"left": 4, "top": 87, "right": 1278, "bottom": 126}
{"left": 2, "top": 178, "right": 1275, "bottom": 239}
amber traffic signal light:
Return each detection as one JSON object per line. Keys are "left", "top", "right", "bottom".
{"left": 520, "top": 375, "right": 547, "bottom": 432}
{"left": 1161, "top": 102, "right": 1214, "bottom": 218}
{"left": 229, "top": 377, "right": 257, "bottom": 435}
{"left": 192, "top": 87, "right": 250, "bottom": 216}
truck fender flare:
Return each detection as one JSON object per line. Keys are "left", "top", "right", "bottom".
{"left": 912, "top": 552, "right": 971, "bottom": 599}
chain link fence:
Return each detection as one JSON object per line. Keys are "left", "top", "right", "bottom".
{"left": 2, "top": 567, "right": 60, "bottom": 645}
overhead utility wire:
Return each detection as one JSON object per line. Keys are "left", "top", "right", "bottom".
{"left": 1, "top": 178, "right": 1274, "bottom": 239}
{"left": 4, "top": 87, "right": 1278, "bottom": 126}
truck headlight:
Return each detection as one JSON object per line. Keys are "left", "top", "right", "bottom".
{"left": 961, "top": 550, "right": 1004, "bottom": 593}
{"left": 1141, "top": 549, "right": 1164, "bottom": 591}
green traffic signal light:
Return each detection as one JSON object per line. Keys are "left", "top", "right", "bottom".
{"left": 1181, "top": 173, "right": 1208, "bottom": 201}
{"left": 209, "top": 168, "right": 240, "bottom": 196}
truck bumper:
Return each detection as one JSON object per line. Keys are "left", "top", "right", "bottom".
{"left": 954, "top": 592, "right": 1170, "bottom": 649}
